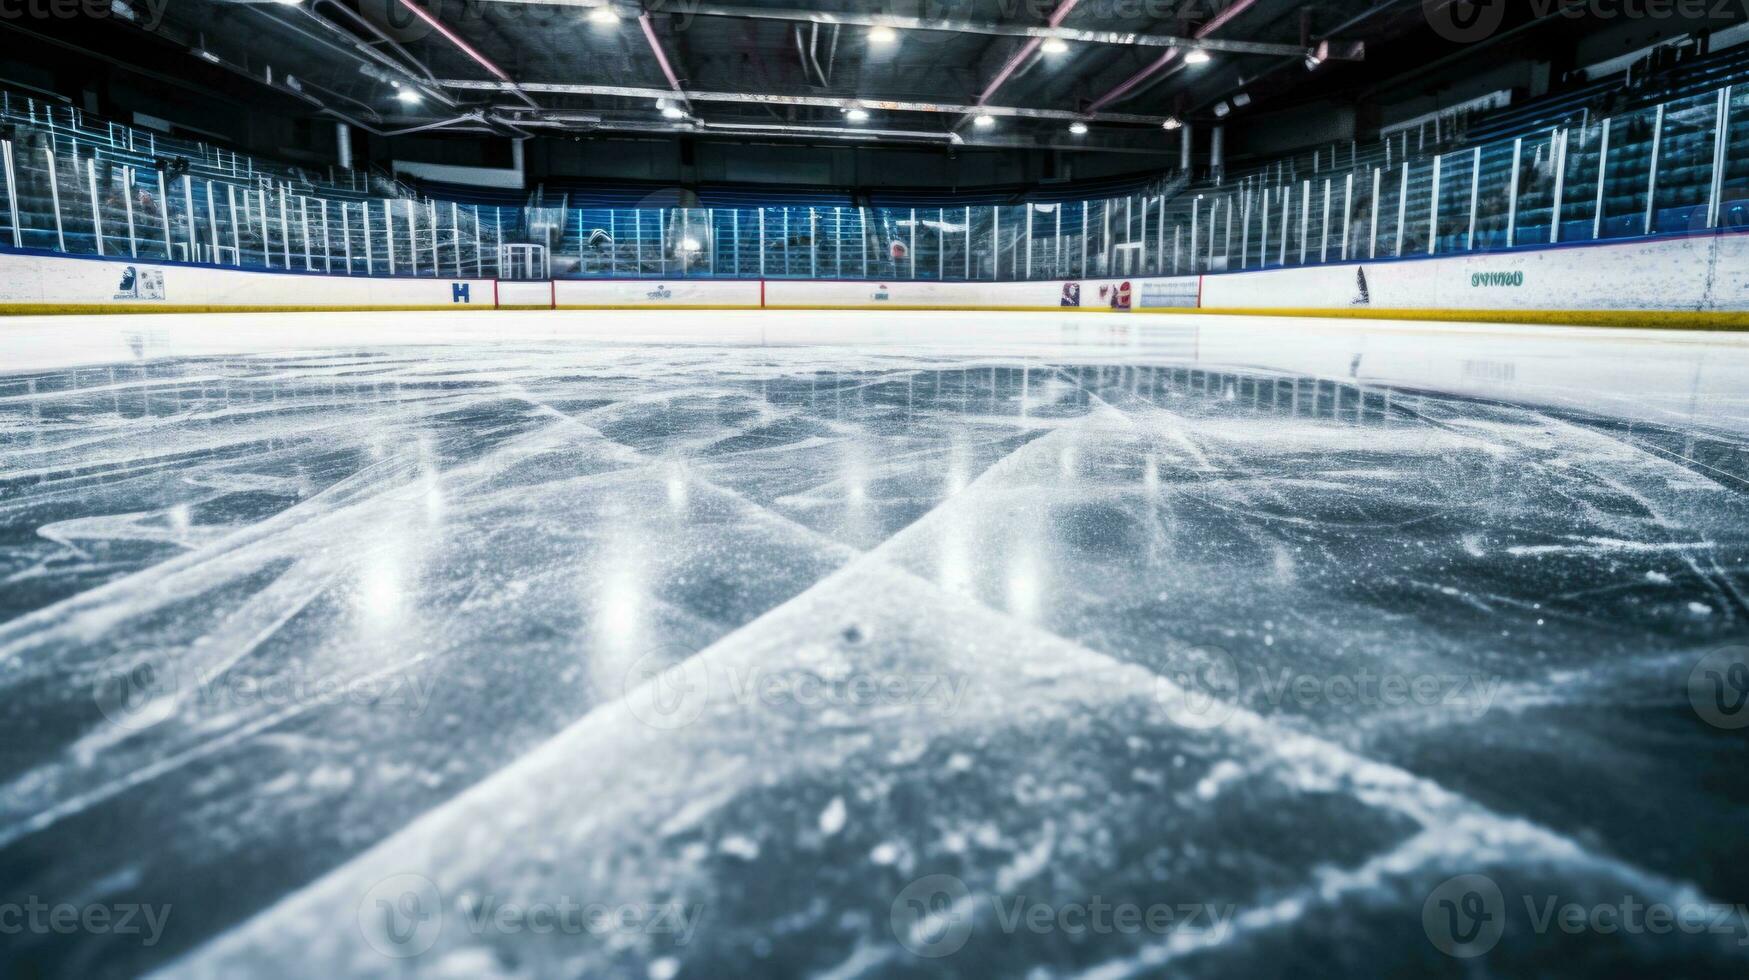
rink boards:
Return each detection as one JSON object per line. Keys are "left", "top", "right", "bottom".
{"left": 1, "top": 232, "right": 1747, "bottom": 327}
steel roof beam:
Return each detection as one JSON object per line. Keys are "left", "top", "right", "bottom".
{"left": 438, "top": 79, "right": 1175, "bottom": 125}
{"left": 462, "top": 0, "right": 1311, "bottom": 57}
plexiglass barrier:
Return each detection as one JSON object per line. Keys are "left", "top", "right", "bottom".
{"left": 2, "top": 82, "right": 1746, "bottom": 282}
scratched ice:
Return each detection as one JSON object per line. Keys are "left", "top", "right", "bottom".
{"left": 0, "top": 312, "right": 1745, "bottom": 978}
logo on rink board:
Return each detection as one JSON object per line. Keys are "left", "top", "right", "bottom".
{"left": 1471, "top": 270, "right": 1524, "bottom": 287}
{"left": 114, "top": 266, "right": 165, "bottom": 301}
{"left": 1097, "top": 280, "right": 1132, "bottom": 310}
{"left": 646, "top": 284, "right": 673, "bottom": 301}
{"left": 871, "top": 284, "right": 891, "bottom": 302}
{"left": 1061, "top": 282, "right": 1081, "bottom": 307}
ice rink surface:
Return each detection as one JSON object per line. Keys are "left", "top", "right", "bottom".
{"left": 1, "top": 310, "right": 1747, "bottom": 978}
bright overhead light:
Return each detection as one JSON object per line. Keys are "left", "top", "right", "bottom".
{"left": 845, "top": 107, "right": 870, "bottom": 123}
{"left": 1162, "top": 116, "right": 1182, "bottom": 130}
{"left": 661, "top": 104, "right": 686, "bottom": 119}
{"left": 868, "top": 25, "right": 898, "bottom": 44}
{"left": 587, "top": 6, "right": 620, "bottom": 24}
{"left": 1041, "top": 37, "right": 1068, "bottom": 54}
{"left": 1304, "top": 52, "right": 1324, "bottom": 71}
{"left": 395, "top": 89, "right": 423, "bottom": 104}
{"left": 271, "top": 0, "right": 302, "bottom": 6}
{"left": 1068, "top": 121, "right": 1088, "bottom": 135}
{"left": 1183, "top": 48, "right": 1211, "bottom": 65}
{"left": 1232, "top": 92, "right": 1252, "bottom": 107}
{"left": 972, "top": 113, "right": 995, "bottom": 128}
{"left": 1212, "top": 100, "right": 1230, "bottom": 118}
{"left": 194, "top": 48, "right": 221, "bottom": 64}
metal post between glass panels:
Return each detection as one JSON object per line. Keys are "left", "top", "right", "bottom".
{"left": 362, "top": 201, "right": 374, "bottom": 275}
{"left": 1260, "top": 187, "right": 1270, "bottom": 268}
{"left": 1369, "top": 169, "right": 1381, "bottom": 258}
{"left": 1342, "top": 174, "right": 1354, "bottom": 261}
{"left": 472, "top": 206, "right": 482, "bottom": 275}
{"left": 1550, "top": 129, "right": 1568, "bottom": 244}
{"left": 321, "top": 200, "right": 333, "bottom": 273}
{"left": 123, "top": 166, "right": 137, "bottom": 256}
{"left": 1395, "top": 165, "right": 1408, "bottom": 256}
{"left": 1189, "top": 198, "right": 1199, "bottom": 273}
{"left": 1172, "top": 224, "right": 1181, "bottom": 274}
{"left": 427, "top": 201, "right": 439, "bottom": 276}
{"left": 341, "top": 202, "right": 353, "bottom": 274}
{"left": 1240, "top": 191, "right": 1250, "bottom": 270}
{"left": 1280, "top": 183, "right": 1291, "bottom": 266}
{"left": 300, "top": 197, "right": 313, "bottom": 270}
{"left": 278, "top": 188, "right": 291, "bottom": 267}
{"left": 909, "top": 208, "right": 917, "bottom": 279}
{"left": 0, "top": 141, "right": 19, "bottom": 248}
{"left": 1593, "top": 118, "right": 1611, "bottom": 241}
{"left": 451, "top": 202, "right": 461, "bottom": 276}
{"left": 1079, "top": 205, "right": 1087, "bottom": 276}
{"left": 227, "top": 185, "right": 240, "bottom": 264}
{"left": 1320, "top": 178, "right": 1331, "bottom": 263}
{"left": 43, "top": 148, "right": 65, "bottom": 251}
{"left": 1025, "top": 204, "right": 1034, "bottom": 278}
{"left": 1506, "top": 138, "right": 1522, "bottom": 248}
{"left": 1643, "top": 103, "right": 1664, "bottom": 236}
{"left": 405, "top": 199, "right": 418, "bottom": 276}
{"left": 1427, "top": 155, "right": 1441, "bottom": 255}
{"left": 807, "top": 208, "right": 816, "bottom": 278}
{"left": 206, "top": 182, "right": 220, "bottom": 263}
{"left": 1466, "top": 147, "right": 1481, "bottom": 251}
{"left": 1298, "top": 181, "right": 1310, "bottom": 264}
{"left": 991, "top": 207, "right": 998, "bottom": 279}
{"left": 183, "top": 176, "right": 198, "bottom": 262}
{"left": 86, "top": 159, "right": 103, "bottom": 255}
{"left": 1707, "top": 87, "right": 1731, "bottom": 229}
{"left": 758, "top": 209, "right": 766, "bottom": 276}
{"left": 385, "top": 200, "right": 396, "bottom": 275}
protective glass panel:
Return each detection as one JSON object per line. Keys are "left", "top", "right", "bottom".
{"left": 1652, "top": 93, "right": 1717, "bottom": 236}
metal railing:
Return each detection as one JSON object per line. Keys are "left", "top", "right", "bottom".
{"left": 2, "top": 83, "right": 1746, "bottom": 283}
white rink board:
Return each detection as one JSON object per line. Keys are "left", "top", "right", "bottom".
{"left": 0, "top": 251, "right": 493, "bottom": 311}
{"left": 2, "top": 231, "right": 1747, "bottom": 318}
{"left": 1183, "top": 233, "right": 1749, "bottom": 314}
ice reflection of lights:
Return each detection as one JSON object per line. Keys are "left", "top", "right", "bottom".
{"left": 1143, "top": 454, "right": 1160, "bottom": 492}
{"left": 666, "top": 465, "right": 688, "bottom": 512}
{"left": 1058, "top": 445, "right": 1077, "bottom": 478}
{"left": 1006, "top": 546, "right": 1043, "bottom": 622}
{"left": 937, "top": 520, "right": 974, "bottom": 597}
{"left": 357, "top": 546, "right": 408, "bottom": 633}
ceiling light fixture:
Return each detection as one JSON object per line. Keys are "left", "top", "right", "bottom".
{"left": 845, "top": 107, "right": 871, "bottom": 123}
{"left": 661, "top": 104, "right": 686, "bottom": 119}
{"left": 1212, "top": 100, "right": 1230, "bottom": 118}
{"left": 1183, "top": 49, "right": 1211, "bottom": 65}
{"left": 587, "top": 6, "right": 620, "bottom": 24}
{"left": 1041, "top": 37, "right": 1068, "bottom": 54}
{"left": 1068, "top": 121, "right": 1088, "bottom": 135}
{"left": 972, "top": 113, "right": 996, "bottom": 128}
{"left": 395, "top": 89, "right": 424, "bottom": 104}
{"left": 868, "top": 25, "right": 898, "bottom": 45}
{"left": 1232, "top": 92, "right": 1252, "bottom": 107}
{"left": 1162, "top": 116, "right": 1182, "bottom": 130}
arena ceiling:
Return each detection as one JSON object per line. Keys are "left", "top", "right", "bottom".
{"left": 61, "top": 0, "right": 1491, "bottom": 153}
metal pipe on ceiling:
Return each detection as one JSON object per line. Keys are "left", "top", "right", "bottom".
{"left": 461, "top": 0, "right": 1309, "bottom": 57}
{"left": 437, "top": 79, "right": 1175, "bottom": 125}
{"left": 638, "top": 12, "right": 690, "bottom": 108}
{"left": 1087, "top": 0, "right": 1261, "bottom": 112}
{"left": 967, "top": 0, "right": 1079, "bottom": 123}
{"left": 390, "top": 0, "right": 539, "bottom": 108}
